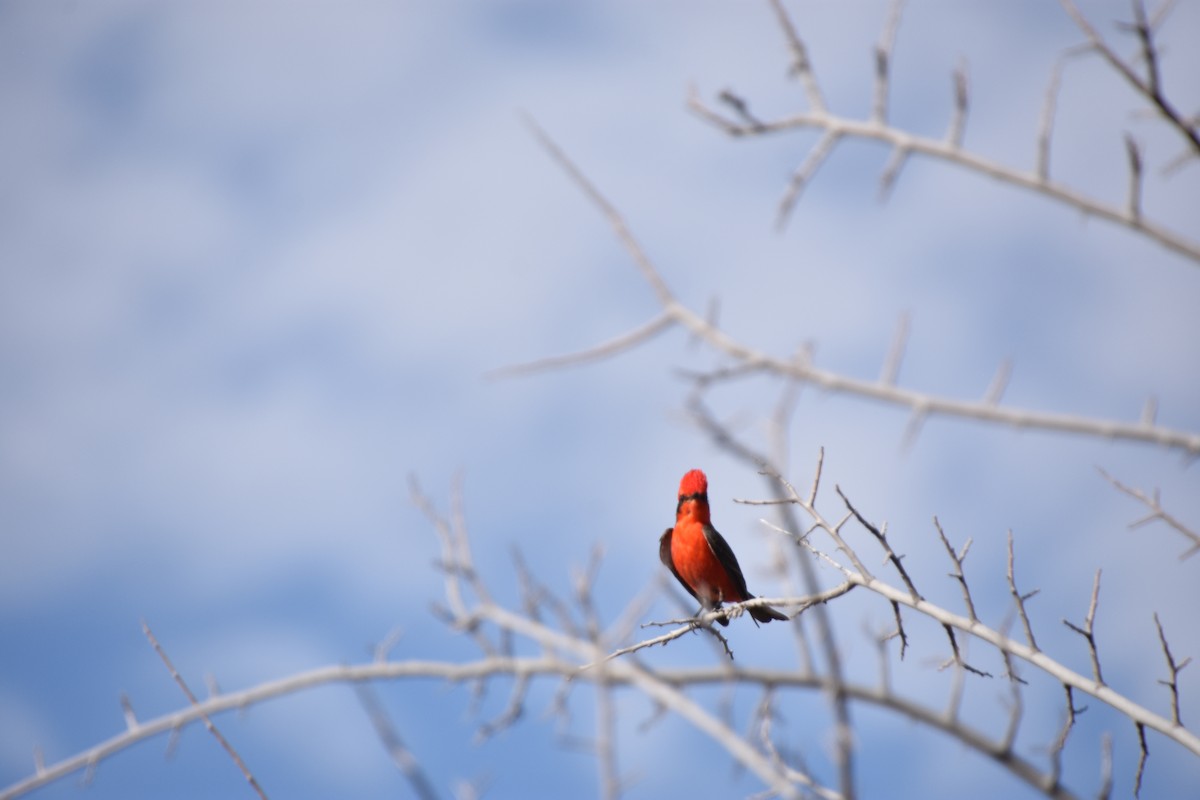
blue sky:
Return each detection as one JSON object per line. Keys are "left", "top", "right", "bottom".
{"left": 2, "top": 1, "right": 1198, "bottom": 798}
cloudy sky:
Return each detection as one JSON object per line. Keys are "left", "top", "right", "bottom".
{"left": 2, "top": 1, "right": 1198, "bottom": 798}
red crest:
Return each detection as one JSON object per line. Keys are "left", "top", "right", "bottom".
{"left": 678, "top": 469, "right": 708, "bottom": 498}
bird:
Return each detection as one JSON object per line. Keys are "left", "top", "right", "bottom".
{"left": 659, "top": 469, "right": 788, "bottom": 626}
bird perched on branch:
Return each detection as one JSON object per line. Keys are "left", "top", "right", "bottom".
{"left": 659, "top": 469, "right": 788, "bottom": 626}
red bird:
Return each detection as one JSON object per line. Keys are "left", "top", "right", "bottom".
{"left": 659, "top": 469, "right": 788, "bottom": 626}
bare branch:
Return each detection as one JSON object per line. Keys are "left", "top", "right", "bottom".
{"left": 934, "top": 517, "right": 976, "bottom": 622}
{"left": 879, "top": 312, "right": 910, "bottom": 386}
{"left": 583, "top": 586, "right": 854, "bottom": 670}
{"left": 520, "top": 113, "right": 676, "bottom": 307}
{"left": 777, "top": 129, "right": 842, "bottom": 230}
{"left": 2, "top": 649, "right": 1116, "bottom": 800}
{"left": 373, "top": 627, "right": 406, "bottom": 664}
{"left": 1129, "top": 0, "right": 1160, "bottom": 96}
{"left": 769, "top": 375, "right": 802, "bottom": 476}
{"left": 355, "top": 682, "right": 441, "bottom": 800}
{"left": 474, "top": 674, "right": 529, "bottom": 742}
{"left": 119, "top": 693, "right": 138, "bottom": 733}
{"left": 1134, "top": 721, "right": 1149, "bottom": 797}
{"left": 947, "top": 58, "right": 969, "bottom": 148}
{"left": 945, "top": 649, "right": 967, "bottom": 721}
{"left": 1098, "top": 731, "right": 1113, "bottom": 800}
{"left": 767, "top": 0, "right": 826, "bottom": 112}
{"left": 1037, "top": 58, "right": 1066, "bottom": 180}
{"left": 487, "top": 311, "right": 674, "bottom": 379}
{"left": 1098, "top": 467, "right": 1200, "bottom": 560}
{"left": 1061, "top": 570, "right": 1105, "bottom": 686}
{"left": 1007, "top": 532, "right": 1040, "bottom": 651}
{"left": 141, "top": 621, "right": 269, "bottom": 800}
{"left": 1048, "top": 684, "right": 1085, "bottom": 787}
{"left": 1153, "top": 612, "right": 1189, "bottom": 726}
{"left": 887, "top": 599, "right": 910, "bottom": 661}
{"left": 1059, "top": 0, "right": 1200, "bottom": 155}
{"left": 878, "top": 145, "right": 911, "bottom": 201}
{"left": 794, "top": 548, "right": 1200, "bottom": 756}
{"left": 1125, "top": 133, "right": 1144, "bottom": 221}
{"left": 718, "top": 89, "right": 766, "bottom": 131}
{"left": 1140, "top": 395, "right": 1158, "bottom": 426}
{"left": 807, "top": 446, "right": 825, "bottom": 507}
{"left": 690, "top": 398, "right": 858, "bottom": 799}
{"left": 688, "top": 95, "right": 1200, "bottom": 264}
{"left": 593, "top": 672, "right": 620, "bottom": 800}
{"left": 837, "top": 487, "right": 917, "bottom": 599}
{"left": 899, "top": 404, "right": 929, "bottom": 452}
{"left": 482, "top": 606, "right": 832, "bottom": 800}
{"left": 509, "top": 121, "right": 1200, "bottom": 456}
{"left": 872, "top": 0, "right": 905, "bottom": 124}
{"left": 414, "top": 476, "right": 502, "bottom": 657}
{"left": 983, "top": 358, "right": 1012, "bottom": 405}
{"left": 997, "top": 630, "right": 1027, "bottom": 766}
{"left": 940, "top": 623, "right": 993, "bottom": 679}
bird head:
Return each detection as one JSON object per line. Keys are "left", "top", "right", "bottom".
{"left": 678, "top": 469, "right": 708, "bottom": 500}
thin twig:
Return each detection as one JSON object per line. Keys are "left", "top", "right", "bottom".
{"left": 837, "top": 487, "right": 917, "bottom": 599}
{"left": 1153, "top": 613, "right": 1190, "bottom": 726}
{"left": 1000, "top": 655, "right": 1023, "bottom": 745}
{"left": 575, "top": 558, "right": 622, "bottom": 800}
{"left": 1062, "top": 570, "right": 1105, "bottom": 686}
{"left": 878, "top": 145, "right": 911, "bottom": 201}
{"left": 939, "top": 623, "right": 993, "bottom": 679}
{"left": 872, "top": 0, "right": 905, "bottom": 124}
{"left": 777, "top": 130, "right": 842, "bottom": 230}
{"left": 1098, "top": 731, "right": 1113, "bottom": 800}
{"left": 520, "top": 113, "right": 676, "bottom": 307}
{"left": 1037, "top": 58, "right": 1066, "bottom": 180}
{"left": 983, "top": 359, "right": 1012, "bottom": 405}
{"left": 474, "top": 674, "right": 529, "bottom": 741}
{"left": 947, "top": 58, "right": 969, "bottom": 148}
{"left": 119, "top": 693, "right": 138, "bottom": 732}
{"left": 1133, "top": 721, "right": 1149, "bottom": 797}
{"left": 934, "top": 517, "right": 976, "bottom": 622}
{"left": 1059, "top": 0, "right": 1200, "bottom": 155}
{"left": 487, "top": 312, "right": 674, "bottom": 379}
{"left": 1098, "top": 467, "right": 1200, "bottom": 560}
{"left": 354, "top": 682, "right": 440, "bottom": 800}
{"left": 1049, "top": 684, "right": 1085, "bottom": 787}
{"left": 1125, "top": 133, "right": 1144, "bottom": 221}
{"left": 767, "top": 0, "right": 826, "bottom": 111}
{"left": 879, "top": 312, "right": 910, "bottom": 386}
{"left": 141, "top": 621, "right": 269, "bottom": 800}
{"left": 1007, "top": 532, "right": 1040, "bottom": 651}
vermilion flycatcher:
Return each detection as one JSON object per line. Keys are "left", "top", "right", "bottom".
{"left": 659, "top": 469, "right": 788, "bottom": 626}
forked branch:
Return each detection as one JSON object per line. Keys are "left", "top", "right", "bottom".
{"left": 687, "top": 1, "right": 1200, "bottom": 264}
{"left": 499, "top": 118, "right": 1200, "bottom": 458}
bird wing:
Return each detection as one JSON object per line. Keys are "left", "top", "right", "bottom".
{"left": 659, "top": 527, "right": 700, "bottom": 603}
{"left": 701, "top": 523, "right": 752, "bottom": 600}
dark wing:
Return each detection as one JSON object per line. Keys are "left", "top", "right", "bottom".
{"left": 701, "top": 524, "right": 752, "bottom": 600}
{"left": 704, "top": 524, "right": 789, "bottom": 624}
{"left": 659, "top": 527, "right": 700, "bottom": 603}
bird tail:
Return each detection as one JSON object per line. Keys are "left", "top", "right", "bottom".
{"left": 749, "top": 601, "right": 788, "bottom": 624}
